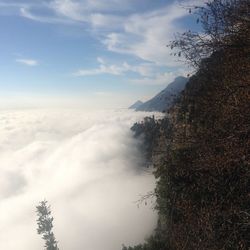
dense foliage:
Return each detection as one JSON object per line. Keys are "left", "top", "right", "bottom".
{"left": 127, "top": 0, "right": 250, "bottom": 249}
{"left": 170, "top": 0, "right": 250, "bottom": 69}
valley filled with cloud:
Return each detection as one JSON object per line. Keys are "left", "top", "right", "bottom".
{"left": 0, "top": 108, "right": 158, "bottom": 250}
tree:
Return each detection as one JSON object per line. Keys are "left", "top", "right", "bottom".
{"left": 36, "top": 200, "right": 59, "bottom": 250}
{"left": 156, "top": 0, "right": 250, "bottom": 249}
{"left": 169, "top": 0, "right": 250, "bottom": 68}
{"left": 124, "top": 1, "right": 249, "bottom": 249}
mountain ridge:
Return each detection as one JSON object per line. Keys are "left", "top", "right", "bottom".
{"left": 133, "top": 76, "right": 189, "bottom": 112}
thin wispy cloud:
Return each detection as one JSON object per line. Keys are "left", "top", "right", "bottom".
{"left": 74, "top": 57, "right": 159, "bottom": 81}
{"left": 16, "top": 58, "right": 39, "bottom": 66}
{"left": 49, "top": 1, "right": 188, "bottom": 67}
{"left": 0, "top": 0, "right": 205, "bottom": 86}
{"left": 13, "top": 0, "right": 193, "bottom": 66}
{"left": 74, "top": 58, "right": 129, "bottom": 76}
{"left": 20, "top": 6, "right": 77, "bottom": 24}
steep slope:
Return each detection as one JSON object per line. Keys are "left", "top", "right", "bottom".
{"left": 135, "top": 76, "right": 188, "bottom": 112}
{"left": 125, "top": 1, "right": 250, "bottom": 249}
{"left": 128, "top": 47, "right": 249, "bottom": 250}
{"left": 154, "top": 49, "right": 250, "bottom": 250}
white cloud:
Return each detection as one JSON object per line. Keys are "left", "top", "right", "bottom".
{"left": 0, "top": 108, "right": 158, "bottom": 250}
{"left": 97, "top": 56, "right": 105, "bottom": 64}
{"left": 19, "top": 5, "right": 77, "bottom": 24}
{"left": 102, "top": 5, "right": 188, "bottom": 67}
{"left": 17, "top": 0, "right": 132, "bottom": 26}
{"left": 3, "top": 0, "right": 202, "bottom": 82}
{"left": 74, "top": 62, "right": 126, "bottom": 76}
{"left": 16, "top": 58, "right": 39, "bottom": 66}
{"left": 74, "top": 57, "right": 156, "bottom": 77}
{"left": 98, "top": 0, "right": 205, "bottom": 66}
{"left": 90, "top": 13, "right": 123, "bottom": 28}
{"left": 50, "top": 0, "right": 134, "bottom": 15}
{"left": 74, "top": 57, "right": 189, "bottom": 86}
{"left": 49, "top": 0, "right": 87, "bottom": 22}
{"left": 74, "top": 57, "right": 188, "bottom": 86}
{"left": 2, "top": 1, "right": 192, "bottom": 66}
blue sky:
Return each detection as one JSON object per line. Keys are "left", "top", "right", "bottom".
{"left": 0, "top": 0, "right": 202, "bottom": 109}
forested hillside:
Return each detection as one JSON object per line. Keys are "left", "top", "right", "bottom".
{"left": 127, "top": 0, "right": 250, "bottom": 249}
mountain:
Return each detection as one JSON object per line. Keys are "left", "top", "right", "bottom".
{"left": 135, "top": 76, "right": 189, "bottom": 112}
{"left": 129, "top": 100, "right": 143, "bottom": 109}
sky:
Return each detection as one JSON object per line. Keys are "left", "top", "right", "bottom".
{"left": 0, "top": 0, "right": 202, "bottom": 109}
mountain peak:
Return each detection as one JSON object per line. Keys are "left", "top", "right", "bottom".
{"left": 129, "top": 100, "right": 143, "bottom": 109}
{"left": 135, "top": 76, "right": 189, "bottom": 112}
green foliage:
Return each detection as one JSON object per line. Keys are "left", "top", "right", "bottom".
{"left": 36, "top": 200, "right": 59, "bottom": 250}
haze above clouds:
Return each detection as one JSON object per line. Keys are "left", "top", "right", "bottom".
{"left": 0, "top": 108, "right": 160, "bottom": 250}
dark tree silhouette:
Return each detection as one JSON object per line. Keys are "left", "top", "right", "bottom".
{"left": 169, "top": 0, "right": 250, "bottom": 68}
{"left": 36, "top": 200, "right": 59, "bottom": 250}
{"left": 126, "top": 1, "right": 249, "bottom": 249}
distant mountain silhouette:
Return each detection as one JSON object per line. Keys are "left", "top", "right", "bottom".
{"left": 129, "top": 100, "right": 143, "bottom": 109}
{"left": 135, "top": 76, "right": 188, "bottom": 112}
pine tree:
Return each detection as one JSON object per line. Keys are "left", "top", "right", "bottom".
{"left": 36, "top": 200, "right": 59, "bottom": 250}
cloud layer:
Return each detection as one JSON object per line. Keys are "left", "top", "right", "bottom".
{"left": 0, "top": 108, "right": 158, "bottom": 250}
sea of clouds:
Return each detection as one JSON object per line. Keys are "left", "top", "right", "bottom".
{"left": 0, "top": 108, "right": 159, "bottom": 250}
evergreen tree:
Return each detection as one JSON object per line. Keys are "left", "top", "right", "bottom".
{"left": 36, "top": 200, "right": 59, "bottom": 250}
